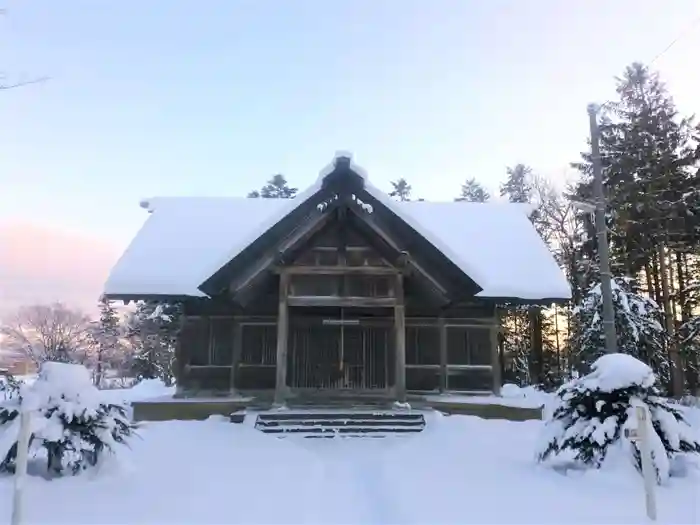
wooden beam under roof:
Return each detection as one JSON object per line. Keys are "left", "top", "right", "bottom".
{"left": 345, "top": 206, "right": 450, "bottom": 301}
{"left": 229, "top": 203, "right": 339, "bottom": 305}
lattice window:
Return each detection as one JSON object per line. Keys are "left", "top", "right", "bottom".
{"left": 290, "top": 275, "right": 340, "bottom": 296}
{"left": 446, "top": 327, "right": 492, "bottom": 366}
{"left": 344, "top": 275, "right": 392, "bottom": 297}
{"left": 181, "top": 317, "right": 210, "bottom": 366}
{"left": 447, "top": 368, "right": 493, "bottom": 391}
{"left": 240, "top": 324, "right": 277, "bottom": 365}
{"left": 209, "top": 318, "right": 234, "bottom": 366}
{"left": 406, "top": 325, "right": 439, "bottom": 365}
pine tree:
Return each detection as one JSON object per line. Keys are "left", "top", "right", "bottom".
{"left": 498, "top": 164, "right": 551, "bottom": 385}
{"left": 500, "top": 164, "right": 532, "bottom": 203}
{"left": 499, "top": 306, "right": 531, "bottom": 386}
{"left": 537, "top": 353, "right": 700, "bottom": 484}
{"left": 675, "top": 255, "right": 700, "bottom": 393}
{"left": 568, "top": 63, "right": 700, "bottom": 397}
{"left": 456, "top": 178, "right": 490, "bottom": 202}
{"left": 571, "top": 62, "right": 700, "bottom": 278}
{"left": 248, "top": 174, "right": 297, "bottom": 199}
{"left": 0, "top": 374, "right": 21, "bottom": 401}
{"left": 677, "top": 316, "right": 700, "bottom": 390}
{"left": 0, "top": 362, "right": 135, "bottom": 476}
{"left": 571, "top": 277, "right": 669, "bottom": 387}
{"left": 90, "top": 297, "right": 122, "bottom": 388}
{"left": 389, "top": 178, "right": 412, "bottom": 201}
{"left": 127, "top": 302, "right": 181, "bottom": 386}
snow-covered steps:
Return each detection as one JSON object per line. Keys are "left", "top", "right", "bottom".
{"left": 254, "top": 411, "right": 427, "bottom": 438}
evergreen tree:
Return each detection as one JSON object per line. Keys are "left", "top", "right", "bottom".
{"left": 456, "top": 178, "right": 490, "bottom": 202}
{"left": 499, "top": 306, "right": 531, "bottom": 386}
{"left": 537, "top": 353, "right": 700, "bottom": 484}
{"left": 571, "top": 277, "right": 669, "bottom": 387}
{"left": 0, "top": 374, "right": 21, "bottom": 401}
{"left": 0, "top": 362, "right": 135, "bottom": 476}
{"left": 676, "top": 255, "right": 700, "bottom": 393}
{"left": 500, "top": 164, "right": 532, "bottom": 203}
{"left": 677, "top": 316, "right": 700, "bottom": 391}
{"left": 90, "top": 297, "right": 122, "bottom": 387}
{"left": 248, "top": 174, "right": 297, "bottom": 199}
{"left": 127, "top": 302, "right": 181, "bottom": 385}
{"left": 571, "top": 63, "right": 700, "bottom": 278}
{"left": 498, "top": 164, "right": 552, "bottom": 386}
{"left": 389, "top": 178, "right": 412, "bottom": 201}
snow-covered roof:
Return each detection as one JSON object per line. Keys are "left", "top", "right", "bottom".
{"left": 104, "top": 160, "right": 571, "bottom": 302}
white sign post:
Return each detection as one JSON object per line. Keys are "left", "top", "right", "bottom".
{"left": 626, "top": 404, "right": 658, "bottom": 522}
{"left": 636, "top": 405, "right": 658, "bottom": 522}
{"left": 11, "top": 407, "right": 32, "bottom": 525}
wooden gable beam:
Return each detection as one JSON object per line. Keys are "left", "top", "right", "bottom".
{"left": 346, "top": 204, "right": 451, "bottom": 301}
{"left": 229, "top": 203, "right": 339, "bottom": 304}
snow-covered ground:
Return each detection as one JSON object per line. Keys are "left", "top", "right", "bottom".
{"left": 0, "top": 382, "right": 697, "bottom": 524}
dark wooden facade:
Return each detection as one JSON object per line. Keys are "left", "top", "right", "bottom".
{"left": 176, "top": 304, "right": 498, "bottom": 401}
{"left": 169, "top": 158, "right": 505, "bottom": 403}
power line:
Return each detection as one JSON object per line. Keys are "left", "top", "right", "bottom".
{"left": 649, "top": 14, "right": 700, "bottom": 65}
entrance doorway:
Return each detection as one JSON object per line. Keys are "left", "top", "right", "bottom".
{"left": 286, "top": 308, "right": 393, "bottom": 391}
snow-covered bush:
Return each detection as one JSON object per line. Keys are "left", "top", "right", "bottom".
{"left": 0, "top": 373, "right": 21, "bottom": 401}
{"left": 536, "top": 353, "right": 700, "bottom": 484}
{"left": 0, "top": 362, "right": 136, "bottom": 476}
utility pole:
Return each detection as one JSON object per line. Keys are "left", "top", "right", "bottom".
{"left": 588, "top": 103, "right": 617, "bottom": 354}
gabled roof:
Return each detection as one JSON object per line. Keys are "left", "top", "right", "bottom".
{"left": 103, "top": 155, "right": 572, "bottom": 303}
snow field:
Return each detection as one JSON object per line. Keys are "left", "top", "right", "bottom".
{"left": 0, "top": 407, "right": 697, "bottom": 524}
{"left": 0, "top": 374, "right": 697, "bottom": 524}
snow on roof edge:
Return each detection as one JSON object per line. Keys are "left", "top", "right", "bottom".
{"left": 363, "top": 181, "right": 492, "bottom": 289}
{"left": 104, "top": 156, "right": 572, "bottom": 302}
{"left": 193, "top": 179, "right": 324, "bottom": 287}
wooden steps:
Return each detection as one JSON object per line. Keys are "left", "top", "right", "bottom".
{"left": 254, "top": 410, "right": 426, "bottom": 438}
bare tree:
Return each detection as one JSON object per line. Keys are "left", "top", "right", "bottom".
{"left": 0, "top": 303, "right": 93, "bottom": 365}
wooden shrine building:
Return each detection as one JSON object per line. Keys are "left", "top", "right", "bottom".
{"left": 104, "top": 154, "right": 571, "bottom": 405}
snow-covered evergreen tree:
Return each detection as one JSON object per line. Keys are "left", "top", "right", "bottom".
{"left": 89, "top": 296, "right": 123, "bottom": 387}
{"left": 500, "top": 306, "right": 531, "bottom": 386}
{"left": 127, "top": 301, "right": 181, "bottom": 386}
{"left": 500, "top": 164, "right": 532, "bottom": 204}
{"left": 537, "top": 353, "right": 700, "bottom": 484}
{"left": 0, "top": 374, "right": 21, "bottom": 401}
{"left": 571, "top": 277, "right": 669, "bottom": 387}
{"left": 0, "top": 362, "right": 135, "bottom": 476}
{"left": 677, "top": 315, "right": 700, "bottom": 389}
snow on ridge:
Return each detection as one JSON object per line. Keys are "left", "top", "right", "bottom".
{"left": 315, "top": 151, "right": 370, "bottom": 183}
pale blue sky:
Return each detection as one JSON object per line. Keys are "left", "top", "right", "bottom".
{"left": 1, "top": 0, "right": 699, "bottom": 311}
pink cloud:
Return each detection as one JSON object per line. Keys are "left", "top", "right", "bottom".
{"left": 0, "top": 222, "right": 121, "bottom": 317}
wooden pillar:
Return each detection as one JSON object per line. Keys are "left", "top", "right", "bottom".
{"left": 491, "top": 306, "right": 502, "bottom": 395}
{"left": 274, "top": 272, "right": 290, "bottom": 405}
{"left": 230, "top": 317, "right": 242, "bottom": 395}
{"left": 438, "top": 316, "right": 447, "bottom": 393}
{"left": 174, "top": 312, "right": 187, "bottom": 398}
{"left": 490, "top": 325, "right": 502, "bottom": 395}
{"left": 394, "top": 273, "right": 407, "bottom": 403}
